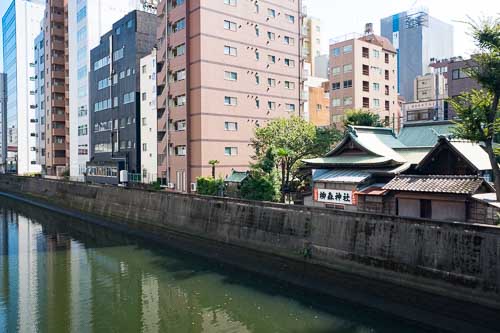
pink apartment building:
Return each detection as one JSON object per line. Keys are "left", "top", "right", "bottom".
{"left": 329, "top": 29, "right": 400, "bottom": 130}
{"left": 156, "top": 0, "right": 303, "bottom": 192}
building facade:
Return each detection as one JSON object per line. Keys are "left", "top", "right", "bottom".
{"left": 156, "top": 0, "right": 303, "bottom": 192}
{"left": 381, "top": 9, "right": 454, "bottom": 102}
{"left": 43, "top": 0, "right": 69, "bottom": 176}
{"left": 448, "top": 58, "right": 481, "bottom": 99}
{"left": 1, "top": 0, "right": 45, "bottom": 175}
{"left": 304, "top": 77, "right": 330, "bottom": 127}
{"left": 67, "top": 0, "right": 150, "bottom": 181}
{"left": 303, "top": 16, "right": 321, "bottom": 75}
{"left": 34, "top": 30, "right": 46, "bottom": 170}
{"left": 329, "top": 30, "right": 399, "bottom": 129}
{"left": 140, "top": 48, "right": 158, "bottom": 184}
{"left": 0, "top": 73, "right": 6, "bottom": 173}
{"left": 87, "top": 10, "right": 157, "bottom": 184}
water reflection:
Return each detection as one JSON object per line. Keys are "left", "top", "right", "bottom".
{"left": 0, "top": 198, "right": 425, "bottom": 333}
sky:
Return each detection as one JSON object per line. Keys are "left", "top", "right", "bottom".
{"left": 307, "top": 0, "right": 500, "bottom": 57}
{"left": 0, "top": 0, "right": 499, "bottom": 71}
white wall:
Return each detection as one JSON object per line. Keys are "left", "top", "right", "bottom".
{"left": 15, "top": 0, "right": 44, "bottom": 175}
{"left": 140, "top": 49, "right": 158, "bottom": 184}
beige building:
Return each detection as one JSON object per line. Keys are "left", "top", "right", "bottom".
{"left": 156, "top": 0, "right": 302, "bottom": 192}
{"left": 303, "top": 16, "right": 321, "bottom": 75}
{"left": 414, "top": 73, "right": 447, "bottom": 102}
{"left": 403, "top": 73, "right": 449, "bottom": 123}
{"left": 329, "top": 28, "right": 399, "bottom": 130}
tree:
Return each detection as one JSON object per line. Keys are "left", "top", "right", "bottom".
{"left": 251, "top": 116, "right": 341, "bottom": 202}
{"left": 451, "top": 17, "right": 500, "bottom": 199}
{"left": 208, "top": 160, "right": 220, "bottom": 178}
{"left": 196, "top": 177, "right": 224, "bottom": 196}
{"left": 240, "top": 172, "right": 280, "bottom": 202}
{"left": 343, "top": 109, "right": 383, "bottom": 128}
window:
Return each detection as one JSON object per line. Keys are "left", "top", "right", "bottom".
{"left": 224, "top": 0, "right": 236, "bottom": 6}
{"left": 123, "top": 92, "right": 135, "bottom": 104}
{"left": 285, "top": 81, "right": 295, "bottom": 89}
{"left": 363, "top": 97, "right": 369, "bottom": 108}
{"left": 224, "top": 20, "right": 237, "bottom": 31}
{"left": 343, "top": 45, "right": 352, "bottom": 53}
{"left": 224, "top": 96, "right": 237, "bottom": 106}
{"left": 77, "top": 6, "right": 87, "bottom": 22}
{"left": 224, "top": 45, "right": 237, "bottom": 56}
{"left": 175, "top": 120, "right": 186, "bottom": 131}
{"left": 330, "top": 82, "right": 340, "bottom": 90}
{"left": 224, "top": 71, "right": 238, "bottom": 81}
{"left": 332, "top": 66, "right": 340, "bottom": 75}
{"left": 267, "top": 8, "right": 276, "bottom": 18}
{"left": 255, "top": 50, "right": 260, "bottom": 60}
{"left": 127, "top": 19, "right": 134, "bottom": 29}
{"left": 268, "top": 78, "right": 276, "bottom": 87}
{"left": 255, "top": 74, "right": 260, "bottom": 84}
{"left": 142, "top": 92, "right": 147, "bottom": 101}
{"left": 284, "top": 58, "right": 295, "bottom": 67}
{"left": 255, "top": 98, "right": 260, "bottom": 108}
{"left": 332, "top": 98, "right": 341, "bottom": 107}
{"left": 224, "top": 122, "right": 238, "bottom": 131}
{"left": 373, "top": 83, "right": 380, "bottom": 91}
{"left": 77, "top": 66, "right": 87, "bottom": 79}
{"left": 175, "top": 145, "right": 187, "bottom": 156}
{"left": 343, "top": 64, "right": 352, "bottom": 73}
{"left": 286, "top": 14, "right": 295, "bottom": 23}
{"left": 285, "top": 103, "right": 295, "bottom": 112}
{"left": 115, "top": 27, "right": 121, "bottom": 35}
{"left": 97, "top": 78, "right": 111, "bottom": 90}
{"left": 267, "top": 101, "right": 276, "bottom": 110}
{"left": 363, "top": 65, "right": 369, "bottom": 76}
{"left": 385, "top": 100, "right": 390, "bottom": 111}
{"left": 172, "top": 95, "right": 186, "bottom": 107}
{"left": 284, "top": 36, "right": 294, "bottom": 45}
{"left": 267, "top": 31, "right": 276, "bottom": 40}
{"left": 172, "top": 69, "right": 186, "bottom": 81}
{"left": 94, "top": 56, "right": 109, "bottom": 70}
{"left": 78, "top": 125, "right": 88, "bottom": 136}
{"left": 343, "top": 80, "right": 352, "bottom": 88}
{"left": 171, "top": 44, "right": 185, "bottom": 57}
{"left": 142, "top": 143, "right": 148, "bottom": 152}
{"left": 420, "top": 199, "right": 432, "bottom": 219}
{"left": 268, "top": 55, "right": 276, "bottom": 64}
{"left": 142, "top": 117, "right": 147, "bottom": 126}
{"left": 332, "top": 48, "right": 340, "bottom": 57}
{"left": 77, "top": 27, "right": 87, "bottom": 42}
{"left": 343, "top": 97, "right": 352, "bottom": 105}
{"left": 373, "top": 98, "right": 380, "bottom": 107}
{"left": 385, "top": 70, "right": 389, "bottom": 80}
{"left": 373, "top": 49, "right": 380, "bottom": 58}
{"left": 385, "top": 53, "right": 389, "bottom": 64}
{"left": 225, "top": 147, "right": 238, "bottom": 156}
{"left": 362, "top": 47, "right": 369, "bottom": 58}
{"left": 172, "top": 18, "right": 185, "bottom": 32}
{"left": 452, "top": 68, "right": 470, "bottom": 80}
{"left": 113, "top": 48, "right": 124, "bottom": 61}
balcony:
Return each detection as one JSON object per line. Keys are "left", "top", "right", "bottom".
{"left": 52, "top": 143, "right": 65, "bottom": 151}
{"left": 51, "top": 99, "right": 65, "bottom": 108}
{"left": 53, "top": 157, "right": 66, "bottom": 166}
{"left": 157, "top": 66, "right": 167, "bottom": 87}
{"left": 52, "top": 70, "right": 65, "bottom": 79}
{"left": 51, "top": 85, "right": 65, "bottom": 94}
{"left": 51, "top": 127, "right": 65, "bottom": 136}
{"left": 157, "top": 115, "right": 167, "bottom": 134}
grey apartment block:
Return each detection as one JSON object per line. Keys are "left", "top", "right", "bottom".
{"left": 0, "top": 73, "right": 6, "bottom": 173}
{"left": 34, "top": 30, "right": 45, "bottom": 170}
{"left": 381, "top": 10, "right": 454, "bottom": 102}
{"left": 87, "top": 10, "right": 158, "bottom": 185}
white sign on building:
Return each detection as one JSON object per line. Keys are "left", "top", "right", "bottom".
{"left": 315, "top": 189, "right": 354, "bottom": 205}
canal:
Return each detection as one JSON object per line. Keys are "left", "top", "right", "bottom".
{"left": 0, "top": 198, "right": 430, "bottom": 332}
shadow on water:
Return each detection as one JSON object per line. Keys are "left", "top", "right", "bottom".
{"left": 0, "top": 197, "right": 437, "bottom": 333}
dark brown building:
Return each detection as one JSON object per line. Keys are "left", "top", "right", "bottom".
{"left": 44, "top": 0, "right": 69, "bottom": 176}
{"left": 448, "top": 58, "right": 481, "bottom": 99}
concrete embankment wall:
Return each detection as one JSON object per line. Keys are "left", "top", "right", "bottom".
{"left": 1, "top": 175, "right": 500, "bottom": 332}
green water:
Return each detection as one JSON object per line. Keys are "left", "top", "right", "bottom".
{"left": 0, "top": 198, "right": 428, "bottom": 333}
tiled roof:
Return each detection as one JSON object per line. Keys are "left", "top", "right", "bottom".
{"left": 398, "top": 122, "right": 454, "bottom": 147}
{"left": 383, "top": 175, "right": 488, "bottom": 194}
{"left": 225, "top": 170, "right": 249, "bottom": 183}
{"left": 312, "top": 169, "right": 371, "bottom": 183}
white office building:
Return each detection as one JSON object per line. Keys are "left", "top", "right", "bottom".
{"left": 1, "top": 0, "right": 45, "bottom": 175}
{"left": 140, "top": 49, "right": 158, "bottom": 184}
{"left": 67, "top": 0, "right": 149, "bottom": 181}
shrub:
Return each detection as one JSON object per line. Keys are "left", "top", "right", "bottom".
{"left": 196, "top": 177, "right": 224, "bottom": 196}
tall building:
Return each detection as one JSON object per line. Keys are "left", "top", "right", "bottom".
{"left": 86, "top": 10, "right": 158, "bottom": 184}
{"left": 329, "top": 25, "right": 400, "bottom": 129}
{"left": 1, "top": 0, "right": 45, "bottom": 175}
{"left": 0, "top": 73, "right": 6, "bottom": 173}
{"left": 156, "top": 0, "right": 303, "bottom": 192}
{"left": 303, "top": 16, "right": 321, "bottom": 74}
{"left": 43, "top": 0, "right": 69, "bottom": 177}
{"left": 381, "top": 9, "right": 454, "bottom": 102}
{"left": 34, "top": 30, "right": 46, "bottom": 170}
{"left": 140, "top": 49, "right": 158, "bottom": 184}
{"left": 67, "top": 0, "right": 152, "bottom": 181}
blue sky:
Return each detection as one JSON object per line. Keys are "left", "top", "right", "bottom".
{"left": 0, "top": 0, "right": 499, "bottom": 71}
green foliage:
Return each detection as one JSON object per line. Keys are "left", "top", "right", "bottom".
{"left": 251, "top": 116, "right": 341, "bottom": 202}
{"left": 343, "top": 109, "right": 382, "bottom": 128}
{"left": 150, "top": 181, "right": 162, "bottom": 191}
{"left": 240, "top": 172, "right": 280, "bottom": 202}
{"left": 450, "top": 89, "right": 499, "bottom": 141}
{"left": 196, "top": 177, "right": 224, "bottom": 196}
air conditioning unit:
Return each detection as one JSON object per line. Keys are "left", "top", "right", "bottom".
{"left": 190, "top": 182, "right": 197, "bottom": 192}
{"left": 167, "top": 182, "right": 175, "bottom": 189}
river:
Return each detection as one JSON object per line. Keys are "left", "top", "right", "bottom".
{"left": 0, "top": 197, "right": 430, "bottom": 332}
